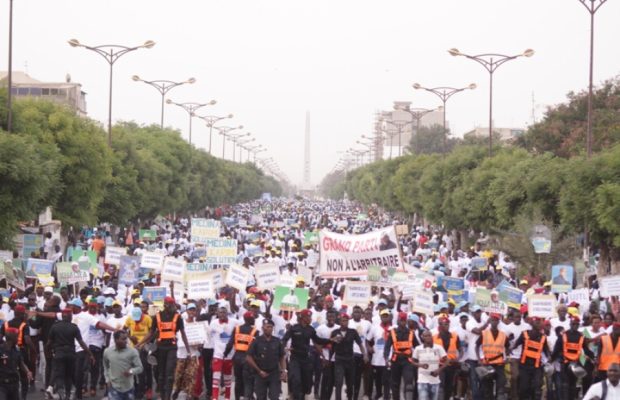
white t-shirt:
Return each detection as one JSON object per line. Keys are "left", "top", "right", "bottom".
{"left": 349, "top": 319, "right": 371, "bottom": 354}
{"left": 176, "top": 315, "right": 201, "bottom": 359}
{"left": 316, "top": 323, "right": 339, "bottom": 360}
{"left": 106, "top": 315, "right": 127, "bottom": 350}
{"left": 454, "top": 323, "right": 470, "bottom": 362}
{"left": 502, "top": 321, "right": 531, "bottom": 359}
{"left": 583, "top": 379, "right": 620, "bottom": 400}
{"left": 72, "top": 312, "right": 100, "bottom": 352}
{"left": 465, "top": 319, "right": 486, "bottom": 360}
{"left": 88, "top": 312, "right": 106, "bottom": 348}
{"left": 412, "top": 344, "right": 446, "bottom": 384}
{"left": 209, "top": 318, "right": 239, "bottom": 359}
{"left": 367, "top": 324, "right": 390, "bottom": 366}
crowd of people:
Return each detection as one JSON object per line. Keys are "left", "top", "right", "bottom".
{"left": 0, "top": 199, "right": 619, "bottom": 400}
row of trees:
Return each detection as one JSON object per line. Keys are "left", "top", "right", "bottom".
{"left": 0, "top": 91, "right": 282, "bottom": 248}
{"left": 320, "top": 77, "right": 620, "bottom": 274}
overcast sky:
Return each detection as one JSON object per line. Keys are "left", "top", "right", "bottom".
{"left": 4, "top": 0, "right": 620, "bottom": 186}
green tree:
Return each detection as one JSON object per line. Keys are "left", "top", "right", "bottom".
{"left": 406, "top": 124, "right": 460, "bottom": 155}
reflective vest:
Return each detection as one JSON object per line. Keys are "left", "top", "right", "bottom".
{"left": 520, "top": 331, "right": 545, "bottom": 368}
{"left": 390, "top": 329, "right": 413, "bottom": 361}
{"left": 433, "top": 332, "right": 458, "bottom": 360}
{"left": 562, "top": 333, "right": 584, "bottom": 363}
{"left": 4, "top": 321, "right": 26, "bottom": 348}
{"left": 233, "top": 326, "right": 257, "bottom": 352}
{"left": 156, "top": 313, "right": 179, "bottom": 343}
{"left": 481, "top": 330, "right": 506, "bottom": 365}
{"left": 598, "top": 335, "right": 620, "bottom": 371}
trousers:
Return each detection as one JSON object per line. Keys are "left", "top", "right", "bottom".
{"left": 254, "top": 370, "right": 281, "bottom": 400}
{"left": 288, "top": 356, "right": 313, "bottom": 400}
{"left": 335, "top": 359, "right": 355, "bottom": 400}
{"left": 518, "top": 365, "right": 543, "bottom": 400}
{"left": 157, "top": 347, "right": 177, "bottom": 400}
{"left": 212, "top": 358, "right": 233, "bottom": 400}
{"left": 390, "top": 358, "right": 413, "bottom": 400}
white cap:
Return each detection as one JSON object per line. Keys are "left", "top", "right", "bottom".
{"left": 44, "top": 286, "right": 54, "bottom": 293}
{"left": 103, "top": 287, "right": 116, "bottom": 295}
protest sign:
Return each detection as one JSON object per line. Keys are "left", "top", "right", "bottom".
{"left": 474, "top": 288, "right": 507, "bottom": 314}
{"left": 567, "top": 288, "right": 589, "bottom": 305}
{"left": 118, "top": 256, "right": 140, "bottom": 286}
{"left": 191, "top": 218, "right": 221, "bottom": 243}
{"left": 20, "top": 234, "right": 42, "bottom": 258}
{"left": 531, "top": 237, "right": 551, "bottom": 254}
{"left": 600, "top": 275, "right": 620, "bottom": 298}
{"left": 406, "top": 269, "right": 435, "bottom": 291}
{"left": 437, "top": 276, "right": 464, "bottom": 292}
{"left": 26, "top": 258, "right": 53, "bottom": 278}
{"left": 139, "top": 229, "right": 157, "bottom": 241}
{"left": 186, "top": 272, "right": 214, "bottom": 300}
{"left": 4, "top": 262, "right": 25, "bottom": 290}
{"left": 204, "top": 239, "right": 237, "bottom": 266}
{"left": 225, "top": 264, "right": 250, "bottom": 291}
{"left": 180, "top": 322, "right": 208, "bottom": 346}
{"left": 221, "top": 217, "right": 237, "bottom": 227}
{"left": 336, "top": 220, "right": 348, "bottom": 229}
{"left": 411, "top": 290, "right": 434, "bottom": 315}
{"left": 497, "top": 282, "right": 523, "bottom": 309}
{"left": 254, "top": 263, "right": 280, "bottom": 290}
{"left": 279, "top": 274, "right": 296, "bottom": 288}
{"left": 245, "top": 245, "right": 263, "bottom": 258}
{"left": 140, "top": 251, "right": 165, "bottom": 271}
{"left": 395, "top": 225, "right": 409, "bottom": 236}
{"left": 209, "top": 269, "right": 226, "bottom": 289}
{"left": 470, "top": 257, "right": 487, "bottom": 270}
{"left": 304, "top": 231, "right": 319, "bottom": 245}
{"left": 319, "top": 227, "right": 403, "bottom": 279}
{"left": 272, "top": 286, "right": 309, "bottom": 311}
{"left": 250, "top": 215, "right": 263, "bottom": 225}
{"left": 306, "top": 252, "right": 319, "bottom": 268}
{"left": 104, "top": 246, "right": 126, "bottom": 265}
{"left": 342, "top": 281, "right": 371, "bottom": 307}
{"left": 56, "top": 262, "right": 89, "bottom": 285}
{"left": 161, "top": 257, "right": 186, "bottom": 283}
{"left": 551, "top": 265, "right": 573, "bottom": 293}
{"left": 528, "top": 294, "right": 557, "bottom": 318}
{"left": 400, "top": 284, "right": 417, "bottom": 300}
{"left": 71, "top": 249, "right": 97, "bottom": 267}
{"left": 143, "top": 286, "right": 167, "bottom": 304}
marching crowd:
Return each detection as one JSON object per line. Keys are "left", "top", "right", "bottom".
{"left": 0, "top": 199, "right": 619, "bottom": 400}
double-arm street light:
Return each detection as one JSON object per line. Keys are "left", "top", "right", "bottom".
{"left": 252, "top": 147, "right": 267, "bottom": 163}
{"left": 412, "top": 83, "right": 476, "bottom": 154}
{"left": 227, "top": 132, "right": 251, "bottom": 162}
{"left": 132, "top": 75, "right": 195, "bottom": 128}
{"left": 215, "top": 125, "right": 244, "bottom": 159}
{"left": 578, "top": 0, "right": 608, "bottom": 158}
{"left": 356, "top": 139, "right": 375, "bottom": 163}
{"left": 236, "top": 136, "right": 256, "bottom": 162}
{"left": 381, "top": 119, "right": 414, "bottom": 158}
{"left": 68, "top": 39, "right": 155, "bottom": 147}
{"left": 448, "top": 48, "right": 534, "bottom": 157}
{"left": 166, "top": 99, "right": 216, "bottom": 145}
{"left": 197, "top": 114, "right": 234, "bottom": 155}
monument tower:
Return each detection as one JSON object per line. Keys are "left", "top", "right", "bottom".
{"left": 302, "top": 111, "right": 312, "bottom": 193}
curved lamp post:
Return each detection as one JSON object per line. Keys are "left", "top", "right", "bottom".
{"left": 166, "top": 99, "right": 216, "bottom": 145}
{"left": 197, "top": 114, "right": 234, "bottom": 155}
{"left": 132, "top": 75, "right": 195, "bottom": 128}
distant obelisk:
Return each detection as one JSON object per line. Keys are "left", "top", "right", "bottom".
{"left": 302, "top": 111, "right": 311, "bottom": 190}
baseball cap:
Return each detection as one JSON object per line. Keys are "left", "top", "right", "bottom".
{"left": 458, "top": 313, "right": 469, "bottom": 319}
{"left": 263, "top": 318, "right": 275, "bottom": 326}
{"left": 164, "top": 296, "right": 176, "bottom": 305}
{"left": 103, "top": 288, "right": 116, "bottom": 295}
{"left": 44, "top": 286, "right": 54, "bottom": 294}
{"left": 186, "top": 303, "right": 197, "bottom": 310}
{"left": 471, "top": 305, "right": 482, "bottom": 312}
{"left": 408, "top": 314, "right": 420, "bottom": 323}
{"left": 379, "top": 309, "right": 391, "bottom": 316}
{"left": 398, "top": 312, "right": 407, "bottom": 321}
{"left": 377, "top": 299, "right": 388, "bottom": 306}
{"left": 104, "top": 298, "right": 114, "bottom": 307}
{"left": 519, "top": 280, "right": 528, "bottom": 285}
{"left": 131, "top": 308, "right": 142, "bottom": 321}
{"left": 112, "top": 300, "right": 122, "bottom": 307}
{"left": 69, "top": 298, "right": 83, "bottom": 308}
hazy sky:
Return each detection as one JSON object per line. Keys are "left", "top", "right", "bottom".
{"left": 4, "top": 1, "right": 620, "bottom": 186}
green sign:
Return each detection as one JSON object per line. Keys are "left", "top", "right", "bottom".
{"left": 272, "top": 286, "right": 309, "bottom": 312}
{"left": 70, "top": 249, "right": 98, "bottom": 267}
{"left": 139, "top": 229, "right": 157, "bottom": 241}
{"left": 304, "top": 231, "right": 319, "bottom": 245}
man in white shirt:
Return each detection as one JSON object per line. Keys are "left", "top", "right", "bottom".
{"left": 316, "top": 310, "right": 339, "bottom": 400}
{"left": 502, "top": 310, "right": 531, "bottom": 400}
{"left": 366, "top": 309, "right": 392, "bottom": 400}
{"left": 412, "top": 330, "right": 447, "bottom": 400}
{"left": 583, "top": 362, "right": 620, "bottom": 400}
{"left": 349, "top": 306, "right": 371, "bottom": 400}
{"left": 209, "top": 307, "right": 239, "bottom": 400}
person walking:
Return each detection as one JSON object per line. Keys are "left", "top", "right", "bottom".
{"left": 383, "top": 312, "right": 416, "bottom": 400}
{"left": 432, "top": 316, "right": 460, "bottom": 400}
{"left": 246, "top": 318, "right": 287, "bottom": 400}
{"left": 412, "top": 330, "right": 447, "bottom": 400}
{"left": 0, "top": 328, "right": 33, "bottom": 400}
{"left": 330, "top": 313, "right": 367, "bottom": 400}
{"left": 224, "top": 311, "right": 258, "bottom": 400}
{"left": 103, "top": 331, "right": 144, "bottom": 400}
{"left": 510, "top": 317, "right": 549, "bottom": 400}
{"left": 476, "top": 313, "right": 509, "bottom": 399}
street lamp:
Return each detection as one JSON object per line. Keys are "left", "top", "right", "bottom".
{"left": 578, "top": 0, "right": 608, "bottom": 158}
{"left": 197, "top": 114, "right": 234, "bottom": 155}
{"left": 380, "top": 118, "right": 413, "bottom": 158}
{"left": 246, "top": 144, "right": 263, "bottom": 163}
{"left": 215, "top": 125, "right": 243, "bottom": 159}
{"left": 68, "top": 38, "right": 155, "bottom": 147}
{"left": 449, "top": 48, "right": 534, "bottom": 156}
{"left": 236, "top": 136, "right": 255, "bottom": 162}
{"left": 252, "top": 147, "right": 267, "bottom": 163}
{"left": 132, "top": 75, "right": 195, "bottom": 128}
{"left": 411, "top": 83, "right": 476, "bottom": 154}
{"left": 166, "top": 99, "right": 216, "bottom": 145}
{"left": 6, "top": 0, "right": 14, "bottom": 132}
{"left": 227, "top": 132, "right": 251, "bottom": 162}
{"left": 357, "top": 140, "right": 375, "bottom": 163}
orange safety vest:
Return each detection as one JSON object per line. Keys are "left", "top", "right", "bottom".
{"left": 562, "top": 333, "right": 584, "bottom": 363}
{"left": 390, "top": 329, "right": 413, "bottom": 361}
{"left": 156, "top": 313, "right": 179, "bottom": 343}
{"left": 598, "top": 335, "right": 620, "bottom": 371}
{"left": 481, "top": 330, "right": 506, "bottom": 365}
{"left": 233, "top": 326, "right": 257, "bottom": 352}
{"left": 520, "top": 331, "right": 546, "bottom": 368}
{"left": 433, "top": 332, "right": 458, "bottom": 360}
{"left": 4, "top": 321, "right": 26, "bottom": 348}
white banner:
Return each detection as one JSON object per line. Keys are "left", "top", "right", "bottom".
{"left": 191, "top": 218, "right": 221, "bottom": 243}
{"left": 178, "top": 322, "right": 208, "bottom": 346}
{"left": 104, "top": 246, "right": 126, "bottom": 265}
{"left": 567, "top": 288, "right": 590, "bottom": 304}
{"left": 342, "top": 281, "right": 371, "bottom": 306}
{"left": 225, "top": 264, "right": 250, "bottom": 291}
{"left": 279, "top": 274, "right": 296, "bottom": 288}
{"left": 411, "top": 290, "right": 434, "bottom": 315}
{"left": 255, "top": 263, "right": 281, "bottom": 290}
{"left": 319, "top": 227, "right": 403, "bottom": 278}
{"left": 186, "top": 272, "right": 214, "bottom": 300}
{"left": 140, "top": 251, "right": 165, "bottom": 271}
{"left": 600, "top": 275, "right": 620, "bottom": 298}
{"left": 528, "top": 294, "right": 557, "bottom": 318}
{"left": 161, "top": 257, "right": 186, "bottom": 283}
{"left": 298, "top": 265, "right": 313, "bottom": 285}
